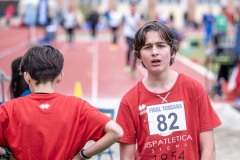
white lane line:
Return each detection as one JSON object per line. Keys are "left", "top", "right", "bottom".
{"left": 90, "top": 39, "right": 99, "bottom": 106}
{"left": 0, "top": 41, "right": 29, "bottom": 59}
{"left": 176, "top": 54, "right": 216, "bottom": 80}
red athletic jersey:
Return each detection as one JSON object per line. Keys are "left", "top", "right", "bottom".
{"left": 116, "top": 73, "right": 221, "bottom": 160}
{"left": 0, "top": 93, "right": 111, "bottom": 159}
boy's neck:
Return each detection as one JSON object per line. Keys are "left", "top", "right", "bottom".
{"left": 31, "top": 81, "right": 56, "bottom": 94}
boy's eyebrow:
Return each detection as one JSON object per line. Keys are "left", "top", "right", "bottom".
{"left": 144, "top": 41, "right": 166, "bottom": 46}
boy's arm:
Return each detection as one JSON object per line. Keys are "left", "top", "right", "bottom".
{"left": 73, "top": 120, "right": 123, "bottom": 159}
{"left": 200, "top": 130, "right": 216, "bottom": 160}
{"left": 119, "top": 143, "right": 136, "bottom": 160}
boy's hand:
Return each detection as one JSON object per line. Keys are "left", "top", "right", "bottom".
{"left": 0, "top": 146, "right": 14, "bottom": 160}
{"left": 0, "top": 146, "right": 6, "bottom": 155}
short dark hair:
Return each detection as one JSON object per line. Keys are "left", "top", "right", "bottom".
{"left": 133, "top": 20, "right": 179, "bottom": 66}
{"left": 20, "top": 45, "right": 64, "bottom": 85}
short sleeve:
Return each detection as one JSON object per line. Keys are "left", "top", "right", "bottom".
{"left": 197, "top": 86, "right": 222, "bottom": 132}
{"left": 79, "top": 101, "right": 111, "bottom": 141}
{"left": 116, "top": 100, "right": 136, "bottom": 144}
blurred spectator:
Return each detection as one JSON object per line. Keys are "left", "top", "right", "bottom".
{"left": 221, "top": 7, "right": 240, "bottom": 99}
{"left": 183, "top": 11, "right": 189, "bottom": 28}
{"left": 24, "top": 3, "right": 37, "bottom": 26}
{"left": 87, "top": 7, "right": 100, "bottom": 38}
{"left": 122, "top": 1, "right": 144, "bottom": 79}
{"left": 235, "top": 6, "right": 240, "bottom": 61}
{"left": 38, "top": 18, "right": 57, "bottom": 45}
{"left": 213, "top": 6, "right": 228, "bottom": 50}
{"left": 168, "top": 13, "right": 182, "bottom": 43}
{"left": 10, "top": 57, "right": 30, "bottom": 99}
{"left": 63, "top": 5, "right": 77, "bottom": 47}
{"left": 24, "top": 3, "right": 37, "bottom": 44}
{"left": 108, "top": 5, "right": 122, "bottom": 50}
{"left": 156, "top": 11, "right": 168, "bottom": 24}
{"left": 202, "top": 8, "right": 214, "bottom": 47}
{"left": 36, "top": 0, "right": 49, "bottom": 27}
{"left": 4, "top": 3, "right": 14, "bottom": 27}
{"left": 55, "top": 8, "right": 64, "bottom": 27}
{"left": 222, "top": 6, "right": 234, "bottom": 26}
{"left": 103, "top": 10, "right": 110, "bottom": 26}
{"left": 211, "top": 7, "right": 230, "bottom": 98}
{"left": 0, "top": 7, "right": 3, "bottom": 18}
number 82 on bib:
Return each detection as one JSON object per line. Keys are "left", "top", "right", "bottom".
{"left": 147, "top": 101, "right": 187, "bottom": 135}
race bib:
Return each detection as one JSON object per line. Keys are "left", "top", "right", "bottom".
{"left": 147, "top": 101, "right": 186, "bottom": 135}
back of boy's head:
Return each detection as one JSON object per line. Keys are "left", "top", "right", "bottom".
{"left": 20, "top": 45, "right": 64, "bottom": 85}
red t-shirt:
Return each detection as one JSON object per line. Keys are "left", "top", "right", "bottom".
{"left": 0, "top": 93, "right": 111, "bottom": 159}
{"left": 116, "top": 73, "right": 221, "bottom": 160}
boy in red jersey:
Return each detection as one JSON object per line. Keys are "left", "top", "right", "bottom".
{"left": 116, "top": 20, "right": 221, "bottom": 160}
{"left": 0, "top": 45, "right": 123, "bottom": 159}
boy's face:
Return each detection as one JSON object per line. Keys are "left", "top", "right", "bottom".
{"left": 139, "top": 31, "right": 174, "bottom": 74}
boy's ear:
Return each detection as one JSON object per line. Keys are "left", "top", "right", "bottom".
{"left": 56, "top": 72, "right": 63, "bottom": 84}
{"left": 23, "top": 72, "right": 31, "bottom": 84}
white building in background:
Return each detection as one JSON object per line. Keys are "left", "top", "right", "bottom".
{"left": 4, "top": 0, "right": 238, "bottom": 28}
{"left": 77, "top": 0, "right": 239, "bottom": 28}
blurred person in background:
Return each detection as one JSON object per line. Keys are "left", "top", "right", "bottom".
{"left": 24, "top": 3, "right": 37, "bottom": 44}
{"left": 213, "top": 6, "right": 228, "bottom": 50}
{"left": 4, "top": 3, "right": 14, "bottom": 27}
{"left": 63, "top": 5, "right": 77, "bottom": 48}
{"left": 183, "top": 11, "right": 189, "bottom": 28}
{"left": 221, "top": 5, "right": 240, "bottom": 102}
{"left": 0, "top": 7, "right": 3, "bottom": 18}
{"left": 202, "top": 8, "right": 214, "bottom": 47}
{"left": 87, "top": 6, "right": 100, "bottom": 39}
{"left": 234, "top": 6, "right": 240, "bottom": 61}
{"left": 108, "top": 5, "right": 122, "bottom": 51}
{"left": 168, "top": 13, "right": 182, "bottom": 44}
{"left": 36, "top": 0, "right": 49, "bottom": 27}
{"left": 212, "top": 6, "right": 229, "bottom": 97}
{"left": 122, "top": 1, "right": 144, "bottom": 79}
{"left": 38, "top": 17, "right": 58, "bottom": 45}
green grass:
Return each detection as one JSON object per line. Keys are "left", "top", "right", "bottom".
{"left": 178, "top": 36, "right": 219, "bottom": 74}
{"left": 179, "top": 33, "right": 236, "bottom": 74}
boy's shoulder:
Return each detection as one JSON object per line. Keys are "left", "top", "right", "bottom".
{"left": 121, "top": 81, "right": 141, "bottom": 102}
{"left": 179, "top": 73, "right": 202, "bottom": 84}
{"left": 177, "top": 73, "right": 205, "bottom": 92}
{"left": 0, "top": 97, "right": 23, "bottom": 112}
